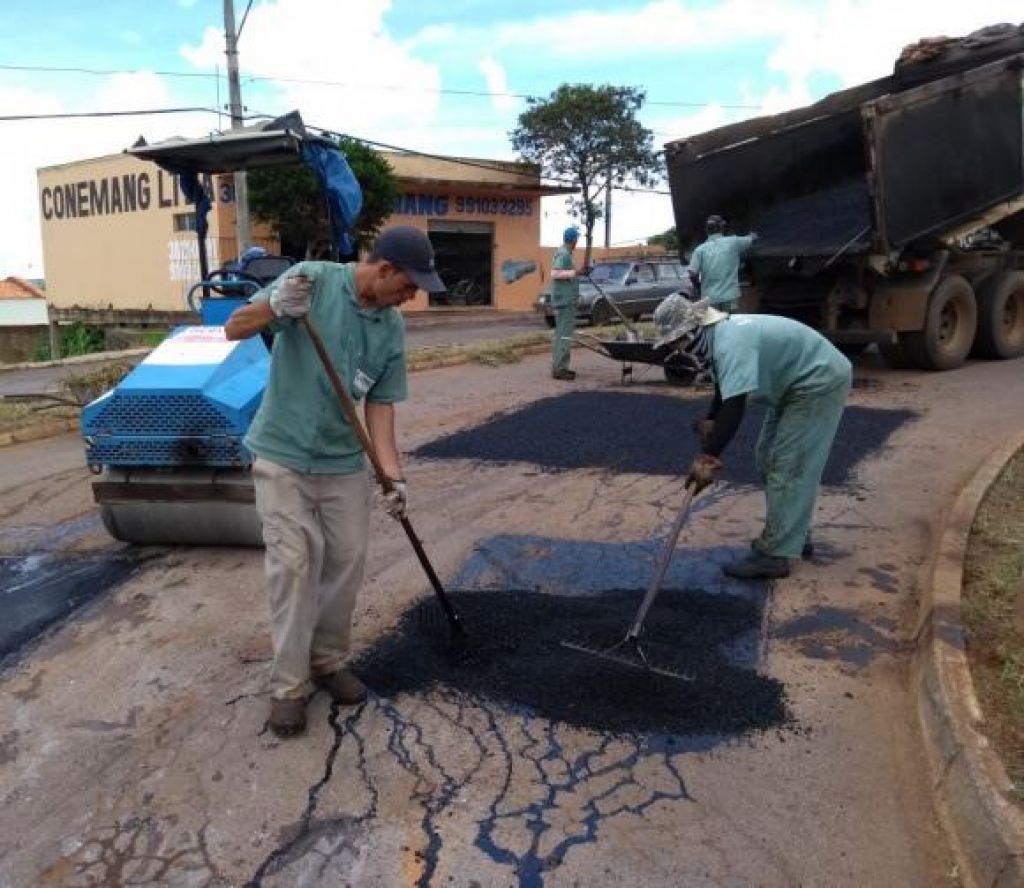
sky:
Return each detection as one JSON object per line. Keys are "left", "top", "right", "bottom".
{"left": 1, "top": 0, "right": 1022, "bottom": 279}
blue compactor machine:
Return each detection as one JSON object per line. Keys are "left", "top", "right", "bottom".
{"left": 81, "top": 113, "right": 363, "bottom": 545}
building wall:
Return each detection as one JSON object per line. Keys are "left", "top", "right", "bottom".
{"left": 38, "top": 155, "right": 236, "bottom": 313}
{"left": 38, "top": 151, "right": 553, "bottom": 316}
{"left": 0, "top": 297, "right": 48, "bottom": 326}
{"left": 389, "top": 187, "right": 547, "bottom": 311}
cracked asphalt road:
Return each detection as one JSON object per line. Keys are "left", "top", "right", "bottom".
{"left": 2, "top": 347, "right": 1023, "bottom": 886}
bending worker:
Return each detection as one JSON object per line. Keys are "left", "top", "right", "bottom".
{"left": 549, "top": 226, "right": 586, "bottom": 381}
{"left": 687, "top": 215, "right": 757, "bottom": 312}
{"left": 225, "top": 225, "right": 444, "bottom": 738}
{"left": 653, "top": 295, "right": 852, "bottom": 580}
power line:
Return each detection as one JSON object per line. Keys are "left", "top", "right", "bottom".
{"left": 0, "top": 107, "right": 219, "bottom": 121}
{"left": 0, "top": 61, "right": 762, "bottom": 109}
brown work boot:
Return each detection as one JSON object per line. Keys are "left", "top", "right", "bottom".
{"left": 268, "top": 697, "right": 307, "bottom": 738}
{"left": 552, "top": 369, "right": 577, "bottom": 381}
{"left": 313, "top": 669, "right": 368, "bottom": 705}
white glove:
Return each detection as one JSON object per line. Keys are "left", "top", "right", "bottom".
{"left": 269, "top": 274, "right": 313, "bottom": 318}
{"left": 382, "top": 480, "right": 408, "bottom": 520}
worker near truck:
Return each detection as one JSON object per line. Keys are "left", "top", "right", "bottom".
{"left": 549, "top": 226, "right": 587, "bottom": 381}
{"left": 687, "top": 215, "right": 757, "bottom": 312}
{"left": 654, "top": 295, "right": 852, "bottom": 580}
{"left": 224, "top": 225, "right": 444, "bottom": 738}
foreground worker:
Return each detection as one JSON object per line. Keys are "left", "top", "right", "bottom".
{"left": 654, "top": 296, "right": 852, "bottom": 579}
{"left": 225, "top": 226, "right": 443, "bottom": 737}
{"left": 687, "top": 215, "right": 757, "bottom": 311}
{"left": 549, "top": 226, "right": 586, "bottom": 380}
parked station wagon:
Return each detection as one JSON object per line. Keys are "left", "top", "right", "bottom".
{"left": 535, "top": 257, "right": 691, "bottom": 327}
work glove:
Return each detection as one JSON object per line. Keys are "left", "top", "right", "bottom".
{"left": 268, "top": 274, "right": 313, "bottom": 318}
{"left": 685, "top": 454, "right": 722, "bottom": 493}
{"left": 692, "top": 418, "right": 715, "bottom": 449}
{"left": 382, "top": 479, "right": 408, "bottom": 520}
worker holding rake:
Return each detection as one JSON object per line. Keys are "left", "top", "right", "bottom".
{"left": 225, "top": 226, "right": 444, "bottom": 738}
{"left": 654, "top": 296, "right": 852, "bottom": 580}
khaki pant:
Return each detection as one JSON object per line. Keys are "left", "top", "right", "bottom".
{"left": 252, "top": 457, "right": 370, "bottom": 699}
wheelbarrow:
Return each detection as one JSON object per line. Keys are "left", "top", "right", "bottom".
{"left": 574, "top": 333, "right": 697, "bottom": 386}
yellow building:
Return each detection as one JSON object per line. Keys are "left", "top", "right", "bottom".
{"left": 37, "top": 147, "right": 569, "bottom": 321}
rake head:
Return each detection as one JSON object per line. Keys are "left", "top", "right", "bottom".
{"left": 560, "top": 636, "right": 694, "bottom": 682}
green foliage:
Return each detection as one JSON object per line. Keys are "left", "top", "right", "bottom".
{"left": 648, "top": 227, "right": 678, "bottom": 252}
{"left": 511, "top": 84, "right": 663, "bottom": 263}
{"left": 61, "top": 322, "right": 106, "bottom": 357}
{"left": 248, "top": 136, "right": 400, "bottom": 259}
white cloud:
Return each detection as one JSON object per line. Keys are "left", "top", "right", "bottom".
{"left": 0, "top": 75, "right": 217, "bottom": 277}
{"left": 477, "top": 57, "right": 518, "bottom": 113}
{"left": 179, "top": 0, "right": 442, "bottom": 136}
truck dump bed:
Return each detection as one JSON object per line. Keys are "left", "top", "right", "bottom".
{"left": 666, "top": 23, "right": 1024, "bottom": 262}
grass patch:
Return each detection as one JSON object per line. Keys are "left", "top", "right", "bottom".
{"left": 963, "top": 447, "right": 1024, "bottom": 804}
{"left": 0, "top": 362, "right": 134, "bottom": 437}
{"left": 407, "top": 332, "right": 549, "bottom": 371}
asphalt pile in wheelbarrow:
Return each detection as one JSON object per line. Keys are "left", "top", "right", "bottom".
{"left": 352, "top": 587, "right": 788, "bottom": 738}
{"left": 413, "top": 391, "right": 916, "bottom": 486}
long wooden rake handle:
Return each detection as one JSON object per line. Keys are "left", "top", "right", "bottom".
{"left": 300, "top": 316, "right": 465, "bottom": 635}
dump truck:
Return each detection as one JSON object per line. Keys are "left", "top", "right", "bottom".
{"left": 666, "top": 22, "right": 1024, "bottom": 370}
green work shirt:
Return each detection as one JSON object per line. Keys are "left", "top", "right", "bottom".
{"left": 245, "top": 261, "right": 407, "bottom": 474}
{"left": 550, "top": 246, "right": 578, "bottom": 308}
{"left": 689, "top": 233, "right": 755, "bottom": 307}
{"left": 712, "top": 314, "right": 852, "bottom": 406}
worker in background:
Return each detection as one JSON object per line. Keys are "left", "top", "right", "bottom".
{"left": 224, "top": 225, "right": 444, "bottom": 738}
{"left": 687, "top": 215, "right": 757, "bottom": 312}
{"left": 549, "top": 226, "right": 586, "bottom": 381}
{"left": 653, "top": 295, "right": 852, "bottom": 580}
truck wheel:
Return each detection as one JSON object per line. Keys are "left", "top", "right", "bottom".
{"left": 971, "top": 271, "right": 1024, "bottom": 359}
{"left": 879, "top": 339, "right": 912, "bottom": 369}
{"left": 901, "top": 275, "right": 977, "bottom": 371}
{"left": 591, "top": 300, "right": 612, "bottom": 327}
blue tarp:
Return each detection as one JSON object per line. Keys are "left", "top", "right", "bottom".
{"left": 301, "top": 138, "right": 363, "bottom": 257}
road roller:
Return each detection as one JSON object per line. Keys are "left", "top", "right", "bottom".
{"left": 81, "top": 112, "right": 363, "bottom": 545}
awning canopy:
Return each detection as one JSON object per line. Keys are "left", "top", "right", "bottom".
{"left": 127, "top": 111, "right": 308, "bottom": 175}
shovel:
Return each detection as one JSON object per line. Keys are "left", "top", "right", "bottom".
{"left": 300, "top": 316, "right": 466, "bottom": 637}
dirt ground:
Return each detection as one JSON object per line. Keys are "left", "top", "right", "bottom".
{"left": 2, "top": 348, "right": 1024, "bottom": 887}
{"left": 962, "top": 446, "right": 1024, "bottom": 803}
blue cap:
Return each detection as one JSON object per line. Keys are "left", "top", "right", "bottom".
{"left": 563, "top": 226, "right": 580, "bottom": 243}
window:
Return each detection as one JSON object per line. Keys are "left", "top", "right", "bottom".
{"left": 173, "top": 212, "right": 198, "bottom": 232}
{"left": 635, "top": 263, "right": 656, "bottom": 283}
{"left": 657, "top": 264, "right": 681, "bottom": 280}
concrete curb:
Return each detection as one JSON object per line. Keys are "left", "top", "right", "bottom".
{"left": 914, "top": 431, "right": 1024, "bottom": 888}
{"left": 0, "top": 348, "right": 151, "bottom": 373}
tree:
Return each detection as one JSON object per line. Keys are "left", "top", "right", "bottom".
{"left": 648, "top": 226, "right": 678, "bottom": 252}
{"left": 248, "top": 136, "right": 400, "bottom": 259}
{"left": 510, "top": 84, "right": 662, "bottom": 264}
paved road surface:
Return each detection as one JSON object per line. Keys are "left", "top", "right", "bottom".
{"left": 3, "top": 349, "right": 1022, "bottom": 885}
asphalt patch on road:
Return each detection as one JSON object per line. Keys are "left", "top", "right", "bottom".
{"left": 0, "top": 553, "right": 137, "bottom": 661}
{"left": 413, "top": 391, "right": 915, "bottom": 486}
{"left": 353, "top": 588, "right": 788, "bottom": 738}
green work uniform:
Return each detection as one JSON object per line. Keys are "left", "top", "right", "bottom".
{"left": 246, "top": 261, "right": 407, "bottom": 473}
{"left": 713, "top": 314, "right": 852, "bottom": 558}
{"left": 689, "top": 233, "right": 755, "bottom": 311}
{"left": 550, "top": 246, "right": 577, "bottom": 372}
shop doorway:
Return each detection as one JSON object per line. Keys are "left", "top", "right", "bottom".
{"left": 427, "top": 221, "right": 493, "bottom": 307}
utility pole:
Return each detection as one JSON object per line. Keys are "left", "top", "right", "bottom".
{"left": 224, "top": 0, "right": 250, "bottom": 253}
{"left": 604, "top": 166, "right": 612, "bottom": 248}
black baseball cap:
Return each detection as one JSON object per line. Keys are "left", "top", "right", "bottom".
{"left": 371, "top": 226, "right": 446, "bottom": 293}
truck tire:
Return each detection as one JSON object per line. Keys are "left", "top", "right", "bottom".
{"left": 900, "top": 275, "right": 977, "bottom": 371}
{"left": 971, "top": 271, "right": 1024, "bottom": 359}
